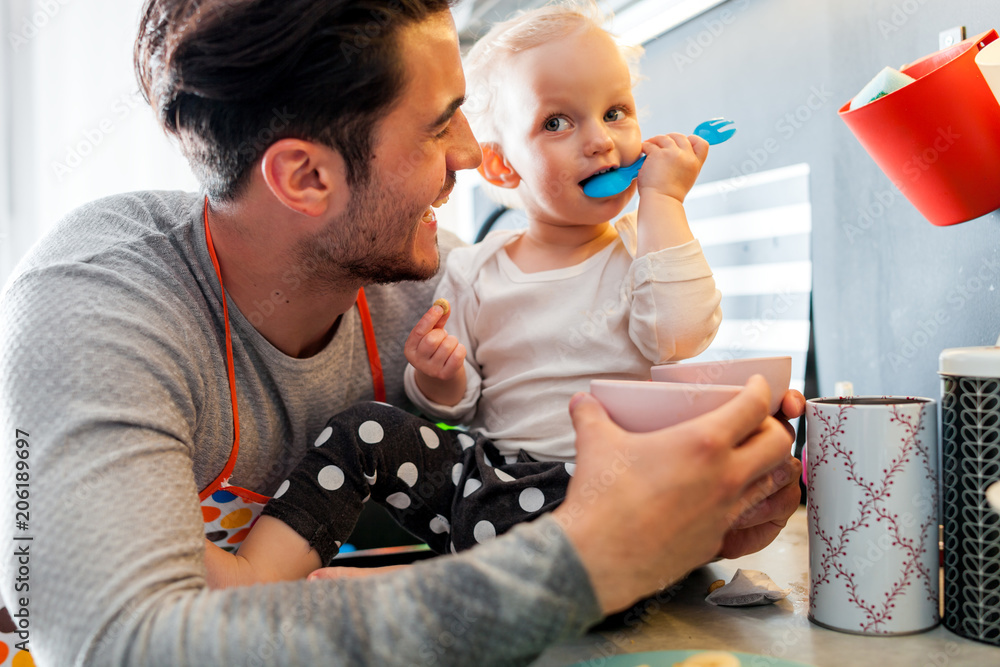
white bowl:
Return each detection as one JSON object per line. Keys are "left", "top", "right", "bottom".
{"left": 650, "top": 356, "right": 791, "bottom": 414}
{"left": 590, "top": 379, "right": 742, "bottom": 432}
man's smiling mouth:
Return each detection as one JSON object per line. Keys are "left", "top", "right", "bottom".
{"left": 421, "top": 192, "right": 451, "bottom": 223}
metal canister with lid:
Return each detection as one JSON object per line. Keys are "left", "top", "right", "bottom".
{"left": 939, "top": 343, "right": 1000, "bottom": 645}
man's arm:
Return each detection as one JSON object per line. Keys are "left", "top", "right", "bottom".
{"left": 0, "top": 264, "right": 599, "bottom": 666}
{"left": 2, "top": 371, "right": 601, "bottom": 666}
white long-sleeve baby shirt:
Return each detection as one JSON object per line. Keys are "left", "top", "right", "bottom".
{"left": 405, "top": 212, "right": 722, "bottom": 461}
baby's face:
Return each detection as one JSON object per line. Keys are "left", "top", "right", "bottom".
{"left": 496, "top": 24, "right": 642, "bottom": 225}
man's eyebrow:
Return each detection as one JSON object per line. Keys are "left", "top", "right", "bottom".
{"left": 428, "top": 96, "right": 466, "bottom": 130}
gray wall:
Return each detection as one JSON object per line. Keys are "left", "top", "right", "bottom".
{"left": 633, "top": 0, "right": 1000, "bottom": 400}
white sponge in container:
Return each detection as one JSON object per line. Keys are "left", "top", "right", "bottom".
{"left": 976, "top": 38, "right": 1000, "bottom": 104}
{"left": 849, "top": 66, "right": 916, "bottom": 110}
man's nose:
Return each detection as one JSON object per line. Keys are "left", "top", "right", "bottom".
{"left": 448, "top": 109, "right": 483, "bottom": 171}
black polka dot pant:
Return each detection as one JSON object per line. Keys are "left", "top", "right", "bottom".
{"left": 260, "top": 402, "right": 574, "bottom": 565}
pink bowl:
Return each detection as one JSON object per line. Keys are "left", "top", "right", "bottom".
{"left": 590, "top": 379, "right": 742, "bottom": 433}
{"left": 650, "top": 356, "right": 791, "bottom": 414}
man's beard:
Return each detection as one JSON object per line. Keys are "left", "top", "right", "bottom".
{"left": 294, "top": 172, "right": 441, "bottom": 287}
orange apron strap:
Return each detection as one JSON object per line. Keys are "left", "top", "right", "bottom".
{"left": 356, "top": 286, "right": 386, "bottom": 403}
{"left": 216, "top": 485, "right": 271, "bottom": 505}
{"left": 198, "top": 199, "right": 386, "bottom": 501}
{"left": 199, "top": 198, "right": 241, "bottom": 501}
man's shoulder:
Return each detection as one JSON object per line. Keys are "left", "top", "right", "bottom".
{"left": 2, "top": 190, "right": 206, "bottom": 334}
{"left": 12, "top": 190, "right": 202, "bottom": 273}
{"left": 59, "top": 189, "right": 202, "bottom": 242}
{"left": 60, "top": 189, "right": 200, "bottom": 229}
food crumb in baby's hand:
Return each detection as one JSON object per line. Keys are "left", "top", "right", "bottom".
{"left": 433, "top": 298, "right": 450, "bottom": 317}
{"left": 708, "top": 579, "right": 726, "bottom": 593}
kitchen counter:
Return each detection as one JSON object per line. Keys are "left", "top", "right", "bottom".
{"left": 531, "top": 506, "right": 1000, "bottom": 666}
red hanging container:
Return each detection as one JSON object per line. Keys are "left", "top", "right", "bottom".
{"left": 839, "top": 30, "right": 1000, "bottom": 226}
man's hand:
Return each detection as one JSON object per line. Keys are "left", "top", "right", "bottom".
{"left": 404, "top": 300, "right": 467, "bottom": 406}
{"left": 719, "top": 454, "right": 802, "bottom": 559}
{"left": 554, "top": 375, "right": 795, "bottom": 615}
{"left": 719, "top": 389, "right": 804, "bottom": 559}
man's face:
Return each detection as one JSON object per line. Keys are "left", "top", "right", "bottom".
{"left": 314, "top": 10, "right": 481, "bottom": 285}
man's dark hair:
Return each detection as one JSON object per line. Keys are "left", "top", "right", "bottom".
{"left": 135, "top": 0, "right": 455, "bottom": 200}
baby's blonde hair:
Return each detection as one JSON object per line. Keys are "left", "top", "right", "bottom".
{"left": 463, "top": 0, "right": 643, "bottom": 208}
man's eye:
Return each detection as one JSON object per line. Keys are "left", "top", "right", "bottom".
{"left": 435, "top": 124, "right": 452, "bottom": 139}
{"left": 604, "top": 108, "right": 624, "bottom": 122}
{"left": 544, "top": 117, "right": 568, "bottom": 132}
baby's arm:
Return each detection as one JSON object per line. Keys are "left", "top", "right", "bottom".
{"left": 204, "top": 516, "right": 322, "bottom": 588}
{"left": 635, "top": 133, "right": 710, "bottom": 257}
{"left": 404, "top": 299, "right": 468, "bottom": 406}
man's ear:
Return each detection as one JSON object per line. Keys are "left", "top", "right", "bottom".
{"left": 259, "top": 139, "right": 350, "bottom": 219}
{"left": 478, "top": 143, "right": 521, "bottom": 189}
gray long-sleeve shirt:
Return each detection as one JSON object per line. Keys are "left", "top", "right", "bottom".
{"left": 0, "top": 191, "right": 601, "bottom": 666}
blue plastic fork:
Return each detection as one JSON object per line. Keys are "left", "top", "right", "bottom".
{"left": 582, "top": 118, "right": 736, "bottom": 198}
{"left": 693, "top": 117, "right": 737, "bottom": 144}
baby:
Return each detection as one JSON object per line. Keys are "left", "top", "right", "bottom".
{"left": 205, "top": 0, "right": 722, "bottom": 587}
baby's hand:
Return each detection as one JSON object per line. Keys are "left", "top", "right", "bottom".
{"left": 636, "top": 133, "right": 709, "bottom": 203}
{"left": 405, "top": 299, "right": 466, "bottom": 381}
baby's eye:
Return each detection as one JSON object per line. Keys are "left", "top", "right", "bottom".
{"left": 604, "top": 108, "right": 625, "bottom": 122}
{"left": 544, "top": 116, "right": 569, "bottom": 132}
